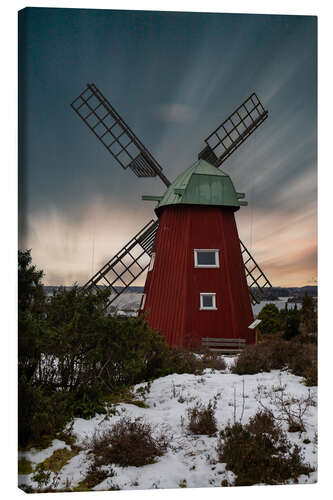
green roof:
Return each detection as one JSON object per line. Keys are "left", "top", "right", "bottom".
{"left": 142, "top": 159, "right": 247, "bottom": 212}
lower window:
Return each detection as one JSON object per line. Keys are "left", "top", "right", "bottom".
{"left": 200, "top": 293, "right": 217, "bottom": 310}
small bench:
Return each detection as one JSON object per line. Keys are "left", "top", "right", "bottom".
{"left": 201, "top": 337, "right": 246, "bottom": 353}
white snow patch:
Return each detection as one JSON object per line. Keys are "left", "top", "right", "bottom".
{"left": 18, "top": 365, "right": 317, "bottom": 491}
{"left": 18, "top": 439, "right": 70, "bottom": 465}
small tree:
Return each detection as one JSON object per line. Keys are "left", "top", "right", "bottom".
{"left": 282, "top": 304, "right": 300, "bottom": 341}
{"left": 283, "top": 312, "right": 300, "bottom": 340}
{"left": 18, "top": 249, "right": 45, "bottom": 381}
{"left": 258, "top": 303, "right": 281, "bottom": 334}
{"left": 300, "top": 293, "right": 317, "bottom": 335}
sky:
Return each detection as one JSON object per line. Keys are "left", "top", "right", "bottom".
{"left": 18, "top": 7, "right": 317, "bottom": 287}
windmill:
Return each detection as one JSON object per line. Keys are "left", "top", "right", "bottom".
{"left": 71, "top": 84, "right": 272, "bottom": 348}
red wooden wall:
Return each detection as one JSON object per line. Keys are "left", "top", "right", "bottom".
{"left": 140, "top": 205, "right": 254, "bottom": 348}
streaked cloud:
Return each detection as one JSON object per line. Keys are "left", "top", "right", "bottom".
{"left": 236, "top": 202, "right": 317, "bottom": 287}
{"left": 23, "top": 197, "right": 153, "bottom": 286}
{"left": 157, "top": 103, "right": 197, "bottom": 123}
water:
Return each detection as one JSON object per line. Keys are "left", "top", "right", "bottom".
{"left": 252, "top": 299, "right": 301, "bottom": 317}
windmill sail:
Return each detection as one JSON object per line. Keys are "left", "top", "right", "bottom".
{"left": 198, "top": 92, "right": 268, "bottom": 167}
{"left": 239, "top": 240, "right": 272, "bottom": 304}
{"left": 71, "top": 83, "right": 171, "bottom": 187}
{"left": 82, "top": 219, "right": 158, "bottom": 307}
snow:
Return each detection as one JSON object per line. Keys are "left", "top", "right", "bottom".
{"left": 18, "top": 359, "right": 317, "bottom": 491}
{"left": 18, "top": 439, "right": 71, "bottom": 464}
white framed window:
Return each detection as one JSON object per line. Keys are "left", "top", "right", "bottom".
{"left": 140, "top": 293, "right": 147, "bottom": 310}
{"left": 194, "top": 249, "right": 219, "bottom": 268}
{"left": 200, "top": 293, "right": 217, "bottom": 310}
{"left": 148, "top": 253, "right": 156, "bottom": 271}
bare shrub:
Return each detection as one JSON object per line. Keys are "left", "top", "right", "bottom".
{"left": 247, "top": 410, "right": 283, "bottom": 439}
{"left": 303, "top": 361, "right": 317, "bottom": 387}
{"left": 268, "top": 339, "right": 298, "bottom": 369}
{"left": 216, "top": 412, "right": 313, "bottom": 486}
{"left": 255, "top": 382, "right": 316, "bottom": 433}
{"left": 232, "top": 338, "right": 317, "bottom": 384}
{"left": 231, "top": 344, "right": 271, "bottom": 375}
{"left": 88, "top": 417, "right": 168, "bottom": 467}
{"left": 186, "top": 400, "right": 217, "bottom": 436}
{"left": 166, "top": 348, "right": 205, "bottom": 375}
{"left": 165, "top": 348, "right": 227, "bottom": 375}
{"left": 287, "top": 343, "right": 317, "bottom": 378}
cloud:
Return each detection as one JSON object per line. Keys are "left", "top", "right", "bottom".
{"left": 236, "top": 205, "right": 317, "bottom": 287}
{"left": 22, "top": 197, "right": 152, "bottom": 286}
{"left": 263, "top": 245, "right": 317, "bottom": 287}
{"left": 157, "top": 103, "right": 197, "bottom": 124}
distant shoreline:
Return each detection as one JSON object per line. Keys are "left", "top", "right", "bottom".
{"left": 44, "top": 285, "right": 317, "bottom": 296}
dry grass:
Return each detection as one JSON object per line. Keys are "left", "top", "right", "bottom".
{"left": 42, "top": 447, "right": 79, "bottom": 473}
{"left": 75, "top": 463, "right": 111, "bottom": 490}
{"left": 18, "top": 457, "right": 33, "bottom": 474}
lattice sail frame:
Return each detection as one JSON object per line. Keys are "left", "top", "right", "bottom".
{"left": 82, "top": 219, "right": 158, "bottom": 307}
{"left": 240, "top": 240, "right": 272, "bottom": 304}
{"left": 198, "top": 92, "right": 268, "bottom": 167}
{"left": 71, "top": 83, "right": 170, "bottom": 186}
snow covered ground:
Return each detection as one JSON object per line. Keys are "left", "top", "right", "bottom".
{"left": 18, "top": 358, "right": 317, "bottom": 491}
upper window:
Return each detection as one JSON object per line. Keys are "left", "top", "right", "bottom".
{"left": 194, "top": 249, "right": 219, "bottom": 268}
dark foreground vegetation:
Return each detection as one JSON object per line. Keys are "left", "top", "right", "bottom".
{"left": 18, "top": 250, "right": 225, "bottom": 449}
{"left": 233, "top": 296, "right": 317, "bottom": 386}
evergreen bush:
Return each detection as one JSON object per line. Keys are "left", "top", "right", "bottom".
{"left": 257, "top": 303, "right": 281, "bottom": 334}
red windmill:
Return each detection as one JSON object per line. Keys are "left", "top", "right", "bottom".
{"left": 71, "top": 85, "right": 272, "bottom": 350}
